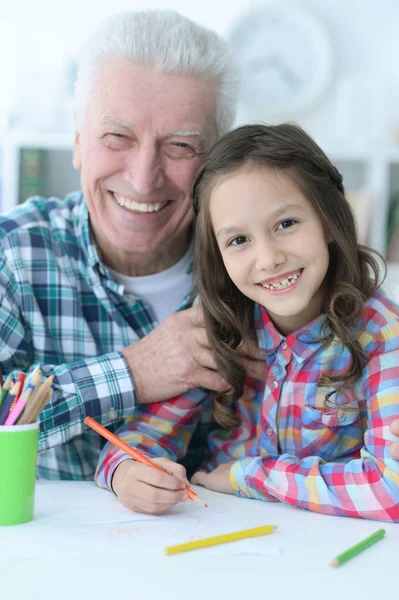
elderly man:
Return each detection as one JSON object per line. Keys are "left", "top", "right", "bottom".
{"left": 0, "top": 10, "right": 244, "bottom": 479}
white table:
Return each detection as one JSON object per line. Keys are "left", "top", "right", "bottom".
{"left": 1, "top": 481, "right": 397, "bottom": 600}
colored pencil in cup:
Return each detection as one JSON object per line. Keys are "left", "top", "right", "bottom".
{"left": 22, "top": 366, "right": 42, "bottom": 395}
{"left": 7, "top": 373, "right": 26, "bottom": 414}
{"left": 84, "top": 416, "right": 208, "bottom": 507}
{"left": 4, "top": 388, "right": 33, "bottom": 426}
{"left": 18, "top": 375, "right": 54, "bottom": 425}
{"left": 0, "top": 381, "right": 21, "bottom": 425}
{"left": 0, "top": 376, "right": 13, "bottom": 409}
{"left": 330, "top": 529, "right": 386, "bottom": 568}
{"left": 164, "top": 524, "right": 277, "bottom": 555}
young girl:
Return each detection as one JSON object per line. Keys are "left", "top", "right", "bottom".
{"left": 96, "top": 124, "right": 399, "bottom": 521}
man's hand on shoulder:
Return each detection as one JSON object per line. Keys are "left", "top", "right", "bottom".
{"left": 122, "top": 305, "right": 228, "bottom": 404}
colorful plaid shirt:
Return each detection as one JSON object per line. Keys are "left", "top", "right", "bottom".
{"left": 96, "top": 290, "right": 399, "bottom": 522}
{"left": 0, "top": 193, "right": 211, "bottom": 479}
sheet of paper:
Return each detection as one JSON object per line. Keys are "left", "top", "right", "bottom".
{"left": 0, "top": 482, "right": 280, "bottom": 559}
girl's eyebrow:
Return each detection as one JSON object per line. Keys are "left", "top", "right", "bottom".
{"left": 216, "top": 203, "right": 305, "bottom": 238}
{"left": 216, "top": 225, "right": 241, "bottom": 239}
{"left": 270, "top": 203, "right": 306, "bottom": 218}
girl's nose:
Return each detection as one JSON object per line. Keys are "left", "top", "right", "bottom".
{"left": 255, "top": 238, "right": 286, "bottom": 273}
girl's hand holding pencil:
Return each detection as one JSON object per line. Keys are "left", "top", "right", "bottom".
{"left": 85, "top": 416, "right": 207, "bottom": 515}
{"left": 0, "top": 367, "right": 54, "bottom": 426}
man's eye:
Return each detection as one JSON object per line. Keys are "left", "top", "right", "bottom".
{"left": 277, "top": 219, "right": 297, "bottom": 230}
{"left": 164, "top": 142, "right": 198, "bottom": 159}
{"left": 228, "top": 236, "right": 248, "bottom": 247}
{"left": 106, "top": 133, "right": 128, "bottom": 140}
{"left": 103, "top": 133, "right": 130, "bottom": 148}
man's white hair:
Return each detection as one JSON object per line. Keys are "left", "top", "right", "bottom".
{"left": 74, "top": 10, "right": 240, "bottom": 137}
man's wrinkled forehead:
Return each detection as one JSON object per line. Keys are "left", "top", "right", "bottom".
{"left": 85, "top": 61, "right": 218, "bottom": 141}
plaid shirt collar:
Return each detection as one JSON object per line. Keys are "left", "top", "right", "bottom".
{"left": 72, "top": 193, "right": 127, "bottom": 296}
{"left": 74, "top": 195, "right": 104, "bottom": 270}
{"left": 255, "top": 303, "right": 329, "bottom": 363}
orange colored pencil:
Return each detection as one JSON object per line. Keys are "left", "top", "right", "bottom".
{"left": 84, "top": 416, "right": 207, "bottom": 507}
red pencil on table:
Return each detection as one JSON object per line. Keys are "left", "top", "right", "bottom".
{"left": 84, "top": 416, "right": 208, "bottom": 507}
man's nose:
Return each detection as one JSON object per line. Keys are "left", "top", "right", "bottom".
{"left": 124, "top": 143, "right": 165, "bottom": 194}
{"left": 255, "top": 237, "right": 286, "bottom": 272}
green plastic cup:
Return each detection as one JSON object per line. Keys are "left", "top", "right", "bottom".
{"left": 0, "top": 422, "right": 39, "bottom": 526}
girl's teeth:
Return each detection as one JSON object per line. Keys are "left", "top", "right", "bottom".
{"left": 263, "top": 271, "right": 301, "bottom": 290}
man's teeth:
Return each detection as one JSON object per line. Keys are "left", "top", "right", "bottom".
{"left": 114, "top": 194, "right": 168, "bottom": 213}
{"left": 262, "top": 270, "right": 301, "bottom": 290}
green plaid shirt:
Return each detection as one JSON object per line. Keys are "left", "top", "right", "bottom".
{"left": 0, "top": 193, "right": 211, "bottom": 479}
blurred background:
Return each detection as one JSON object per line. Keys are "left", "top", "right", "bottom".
{"left": 1, "top": 0, "right": 398, "bottom": 298}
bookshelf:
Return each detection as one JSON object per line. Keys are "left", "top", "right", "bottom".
{"left": 326, "top": 145, "right": 399, "bottom": 255}
{"left": 0, "top": 132, "right": 398, "bottom": 301}
{"left": 0, "top": 131, "right": 80, "bottom": 214}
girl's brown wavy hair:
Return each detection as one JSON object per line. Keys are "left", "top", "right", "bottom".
{"left": 192, "top": 123, "right": 385, "bottom": 429}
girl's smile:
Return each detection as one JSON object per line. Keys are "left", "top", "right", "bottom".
{"left": 257, "top": 268, "right": 303, "bottom": 293}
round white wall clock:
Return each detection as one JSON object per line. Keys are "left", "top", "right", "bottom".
{"left": 228, "top": 3, "right": 334, "bottom": 119}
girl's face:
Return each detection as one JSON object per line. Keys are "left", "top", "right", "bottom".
{"left": 209, "top": 165, "right": 330, "bottom": 336}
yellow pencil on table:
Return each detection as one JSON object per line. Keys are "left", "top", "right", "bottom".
{"left": 84, "top": 416, "right": 207, "bottom": 507}
{"left": 164, "top": 524, "right": 277, "bottom": 555}
{"left": 330, "top": 529, "right": 386, "bottom": 568}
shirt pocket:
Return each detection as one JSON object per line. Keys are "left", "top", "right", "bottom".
{"left": 301, "top": 404, "right": 363, "bottom": 460}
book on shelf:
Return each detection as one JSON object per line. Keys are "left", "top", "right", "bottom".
{"left": 18, "top": 148, "right": 46, "bottom": 204}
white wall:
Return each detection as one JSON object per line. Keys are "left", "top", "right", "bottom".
{"left": 2, "top": 0, "right": 399, "bottom": 146}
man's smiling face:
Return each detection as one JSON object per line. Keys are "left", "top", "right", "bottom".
{"left": 73, "top": 61, "right": 217, "bottom": 275}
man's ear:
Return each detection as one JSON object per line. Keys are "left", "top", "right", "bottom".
{"left": 72, "top": 116, "right": 82, "bottom": 170}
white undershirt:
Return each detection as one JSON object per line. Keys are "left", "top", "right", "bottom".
{"left": 108, "top": 239, "right": 194, "bottom": 323}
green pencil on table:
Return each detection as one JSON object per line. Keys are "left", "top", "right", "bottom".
{"left": 330, "top": 529, "right": 386, "bottom": 568}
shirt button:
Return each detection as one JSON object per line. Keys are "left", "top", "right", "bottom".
{"left": 107, "top": 408, "right": 117, "bottom": 420}
{"left": 239, "top": 490, "right": 246, "bottom": 497}
{"left": 272, "top": 380, "right": 279, "bottom": 390}
{"left": 266, "top": 427, "right": 273, "bottom": 437}
{"left": 281, "top": 342, "right": 288, "bottom": 350}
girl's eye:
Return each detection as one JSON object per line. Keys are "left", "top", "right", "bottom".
{"left": 277, "top": 219, "right": 297, "bottom": 230}
{"left": 228, "top": 235, "right": 248, "bottom": 247}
